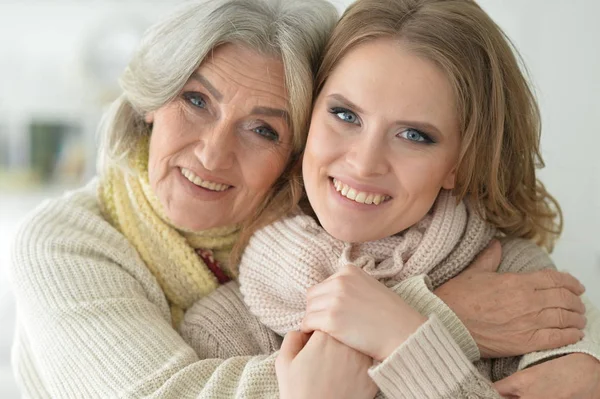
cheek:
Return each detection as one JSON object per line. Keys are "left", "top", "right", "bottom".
{"left": 244, "top": 150, "right": 289, "bottom": 194}
{"left": 304, "top": 121, "right": 340, "bottom": 174}
{"left": 395, "top": 154, "right": 453, "bottom": 194}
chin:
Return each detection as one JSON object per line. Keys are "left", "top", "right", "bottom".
{"left": 320, "top": 218, "right": 374, "bottom": 243}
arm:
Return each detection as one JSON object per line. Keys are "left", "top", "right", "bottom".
{"left": 498, "top": 238, "right": 600, "bottom": 370}
{"left": 9, "top": 190, "right": 282, "bottom": 398}
{"left": 302, "top": 267, "right": 503, "bottom": 398}
{"left": 433, "top": 240, "right": 587, "bottom": 359}
{"left": 369, "top": 316, "right": 501, "bottom": 399}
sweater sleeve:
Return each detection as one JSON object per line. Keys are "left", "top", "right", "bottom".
{"left": 8, "top": 186, "right": 281, "bottom": 398}
{"left": 389, "top": 275, "right": 480, "bottom": 362}
{"left": 497, "top": 238, "right": 600, "bottom": 372}
{"left": 369, "top": 316, "right": 502, "bottom": 399}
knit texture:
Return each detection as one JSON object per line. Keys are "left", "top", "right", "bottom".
{"left": 369, "top": 316, "right": 501, "bottom": 399}
{"left": 239, "top": 190, "right": 496, "bottom": 335}
{"left": 9, "top": 182, "right": 281, "bottom": 398}
{"left": 9, "top": 183, "right": 600, "bottom": 398}
{"left": 98, "top": 139, "right": 239, "bottom": 326}
{"left": 235, "top": 190, "right": 600, "bottom": 397}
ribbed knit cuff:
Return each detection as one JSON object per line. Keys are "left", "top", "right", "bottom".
{"left": 368, "top": 315, "right": 477, "bottom": 398}
{"left": 390, "top": 275, "right": 480, "bottom": 362}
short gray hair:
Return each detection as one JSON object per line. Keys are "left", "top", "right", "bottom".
{"left": 98, "top": 0, "right": 338, "bottom": 172}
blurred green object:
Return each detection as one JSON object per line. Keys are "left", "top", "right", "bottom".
{"left": 29, "top": 121, "right": 69, "bottom": 182}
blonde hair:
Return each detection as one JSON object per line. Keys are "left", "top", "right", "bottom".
{"left": 98, "top": 0, "right": 338, "bottom": 262}
{"left": 315, "top": 0, "right": 561, "bottom": 251}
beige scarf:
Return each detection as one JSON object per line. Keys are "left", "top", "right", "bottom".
{"left": 239, "top": 190, "right": 496, "bottom": 334}
{"left": 99, "top": 139, "right": 239, "bottom": 326}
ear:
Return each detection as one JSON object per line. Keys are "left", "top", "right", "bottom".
{"left": 442, "top": 166, "right": 457, "bottom": 190}
{"left": 144, "top": 111, "right": 155, "bottom": 124}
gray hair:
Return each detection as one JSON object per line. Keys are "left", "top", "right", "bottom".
{"left": 98, "top": 0, "right": 338, "bottom": 172}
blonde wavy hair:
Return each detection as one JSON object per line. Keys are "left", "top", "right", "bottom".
{"left": 314, "top": 0, "right": 562, "bottom": 251}
{"left": 97, "top": 0, "right": 338, "bottom": 263}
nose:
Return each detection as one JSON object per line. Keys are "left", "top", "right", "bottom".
{"left": 345, "top": 130, "right": 389, "bottom": 177}
{"left": 194, "top": 119, "right": 236, "bottom": 171}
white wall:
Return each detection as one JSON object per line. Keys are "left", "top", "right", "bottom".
{"left": 475, "top": 0, "right": 600, "bottom": 303}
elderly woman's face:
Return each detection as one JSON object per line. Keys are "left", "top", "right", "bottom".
{"left": 145, "top": 44, "right": 292, "bottom": 231}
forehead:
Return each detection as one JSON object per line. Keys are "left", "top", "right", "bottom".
{"left": 325, "top": 38, "right": 456, "bottom": 124}
{"left": 195, "top": 43, "right": 288, "bottom": 105}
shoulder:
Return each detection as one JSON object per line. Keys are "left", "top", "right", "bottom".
{"left": 498, "top": 237, "right": 555, "bottom": 273}
{"left": 10, "top": 179, "right": 133, "bottom": 269}
{"left": 9, "top": 180, "right": 167, "bottom": 315}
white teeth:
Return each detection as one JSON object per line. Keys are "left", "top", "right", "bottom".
{"left": 346, "top": 188, "right": 357, "bottom": 200}
{"left": 181, "top": 168, "right": 230, "bottom": 192}
{"left": 332, "top": 178, "right": 390, "bottom": 205}
{"left": 355, "top": 192, "right": 367, "bottom": 203}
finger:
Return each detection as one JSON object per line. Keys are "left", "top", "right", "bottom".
{"left": 301, "top": 310, "right": 331, "bottom": 335}
{"left": 529, "top": 328, "right": 584, "bottom": 352}
{"left": 536, "top": 308, "right": 587, "bottom": 330}
{"left": 537, "top": 287, "right": 586, "bottom": 314}
{"left": 531, "top": 269, "right": 585, "bottom": 295}
{"left": 306, "top": 275, "right": 348, "bottom": 302}
{"left": 278, "top": 331, "right": 310, "bottom": 364}
{"left": 306, "top": 293, "right": 336, "bottom": 315}
{"left": 493, "top": 374, "right": 521, "bottom": 396}
{"left": 467, "top": 239, "right": 501, "bottom": 273}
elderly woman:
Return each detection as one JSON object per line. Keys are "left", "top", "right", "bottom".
{"left": 8, "top": 0, "right": 596, "bottom": 398}
{"left": 10, "top": 0, "right": 338, "bottom": 397}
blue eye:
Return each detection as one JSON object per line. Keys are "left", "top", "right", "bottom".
{"left": 183, "top": 92, "right": 207, "bottom": 109}
{"left": 399, "top": 128, "right": 433, "bottom": 144}
{"left": 253, "top": 125, "right": 279, "bottom": 142}
{"left": 329, "top": 107, "right": 359, "bottom": 124}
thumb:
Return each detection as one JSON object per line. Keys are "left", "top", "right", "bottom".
{"left": 467, "top": 239, "right": 501, "bottom": 273}
{"left": 493, "top": 374, "right": 520, "bottom": 398}
{"left": 278, "top": 331, "right": 310, "bottom": 365}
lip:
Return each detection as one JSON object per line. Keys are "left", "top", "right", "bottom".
{"left": 329, "top": 175, "right": 392, "bottom": 198}
{"left": 328, "top": 177, "right": 391, "bottom": 209}
{"left": 176, "top": 167, "right": 233, "bottom": 200}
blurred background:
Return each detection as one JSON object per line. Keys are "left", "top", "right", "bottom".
{"left": 0, "top": 0, "right": 598, "bottom": 397}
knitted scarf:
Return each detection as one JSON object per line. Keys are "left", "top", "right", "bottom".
{"left": 98, "top": 139, "right": 239, "bottom": 327}
{"left": 239, "top": 190, "right": 497, "bottom": 335}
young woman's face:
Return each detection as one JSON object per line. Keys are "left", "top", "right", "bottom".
{"left": 146, "top": 43, "right": 292, "bottom": 231}
{"left": 303, "top": 38, "right": 461, "bottom": 243}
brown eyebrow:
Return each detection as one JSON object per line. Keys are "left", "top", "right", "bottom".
{"left": 328, "top": 93, "right": 443, "bottom": 137}
{"left": 191, "top": 73, "right": 223, "bottom": 101}
{"left": 328, "top": 93, "right": 365, "bottom": 114}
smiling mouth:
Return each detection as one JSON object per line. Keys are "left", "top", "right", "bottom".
{"left": 332, "top": 178, "right": 391, "bottom": 205}
{"left": 180, "top": 168, "right": 231, "bottom": 192}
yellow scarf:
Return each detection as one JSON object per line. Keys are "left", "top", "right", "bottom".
{"left": 98, "top": 139, "right": 239, "bottom": 327}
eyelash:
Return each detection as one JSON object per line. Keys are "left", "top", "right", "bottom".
{"left": 183, "top": 92, "right": 280, "bottom": 142}
{"left": 329, "top": 107, "right": 360, "bottom": 125}
{"left": 398, "top": 128, "right": 434, "bottom": 144}
{"left": 252, "top": 125, "right": 280, "bottom": 142}
{"left": 328, "top": 106, "right": 434, "bottom": 144}
{"left": 183, "top": 92, "right": 207, "bottom": 109}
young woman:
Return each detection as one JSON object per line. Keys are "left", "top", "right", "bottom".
{"left": 236, "top": 0, "right": 600, "bottom": 397}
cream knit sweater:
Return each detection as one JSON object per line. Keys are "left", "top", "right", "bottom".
{"left": 9, "top": 182, "right": 600, "bottom": 398}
